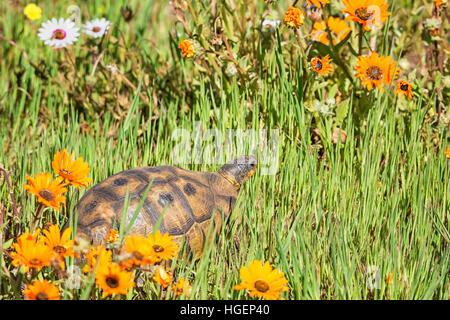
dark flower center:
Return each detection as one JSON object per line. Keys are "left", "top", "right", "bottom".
{"left": 132, "top": 251, "right": 144, "bottom": 260}
{"left": 400, "top": 83, "right": 410, "bottom": 91}
{"left": 30, "top": 258, "right": 42, "bottom": 266}
{"left": 38, "top": 189, "right": 54, "bottom": 201}
{"left": 106, "top": 276, "right": 119, "bottom": 288}
{"left": 366, "top": 66, "right": 383, "bottom": 80}
{"left": 254, "top": 280, "right": 270, "bottom": 293}
{"left": 153, "top": 245, "right": 164, "bottom": 253}
{"left": 52, "top": 29, "right": 67, "bottom": 40}
{"left": 59, "top": 169, "right": 72, "bottom": 176}
{"left": 314, "top": 60, "right": 323, "bottom": 71}
{"left": 53, "top": 245, "right": 66, "bottom": 254}
{"left": 36, "top": 292, "right": 49, "bottom": 300}
{"left": 92, "top": 26, "right": 101, "bottom": 32}
{"left": 355, "top": 7, "right": 373, "bottom": 21}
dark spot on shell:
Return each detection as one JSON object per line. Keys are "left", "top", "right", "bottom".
{"left": 183, "top": 183, "right": 196, "bottom": 196}
{"left": 113, "top": 178, "right": 127, "bottom": 186}
{"left": 159, "top": 193, "right": 174, "bottom": 207}
{"left": 145, "top": 167, "right": 160, "bottom": 173}
{"left": 85, "top": 200, "right": 98, "bottom": 213}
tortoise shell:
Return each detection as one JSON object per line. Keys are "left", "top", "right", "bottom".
{"left": 75, "top": 157, "right": 256, "bottom": 258}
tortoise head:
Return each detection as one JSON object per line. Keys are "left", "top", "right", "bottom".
{"left": 218, "top": 155, "right": 257, "bottom": 189}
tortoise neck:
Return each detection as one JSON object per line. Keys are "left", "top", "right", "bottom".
{"left": 218, "top": 170, "right": 241, "bottom": 190}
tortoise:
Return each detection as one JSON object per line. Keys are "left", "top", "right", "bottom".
{"left": 74, "top": 155, "right": 257, "bottom": 258}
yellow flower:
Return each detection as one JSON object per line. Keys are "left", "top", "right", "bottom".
{"left": 40, "top": 224, "right": 75, "bottom": 270}
{"left": 24, "top": 3, "right": 42, "bottom": 20}
{"left": 147, "top": 230, "right": 179, "bottom": 262}
{"left": 306, "top": 0, "right": 330, "bottom": 8}
{"left": 234, "top": 260, "right": 289, "bottom": 300}
{"left": 445, "top": 147, "right": 450, "bottom": 159}
{"left": 355, "top": 51, "right": 399, "bottom": 91}
{"left": 395, "top": 80, "right": 413, "bottom": 100}
{"left": 311, "top": 17, "right": 351, "bottom": 45}
{"left": 284, "top": 6, "right": 305, "bottom": 28}
{"left": 10, "top": 231, "right": 54, "bottom": 272}
{"left": 341, "top": 0, "right": 390, "bottom": 31}
{"left": 178, "top": 39, "right": 197, "bottom": 58}
{"left": 24, "top": 280, "right": 60, "bottom": 300}
{"left": 153, "top": 266, "right": 173, "bottom": 288}
{"left": 311, "top": 55, "right": 334, "bottom": 75}
{"left": 52, "top": 149, "right": 93, "bottom": 189}
{"left": 95, "top": 261, "right": 135, "bottom": 297}
{"left": 171, "top": 278, "right": 192, "bottom": 296}
{"left": 23, "top": 173, "right": 67, "bottom": 210}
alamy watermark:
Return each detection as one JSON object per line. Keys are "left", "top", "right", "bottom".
{"left": 170, "top": 122, "right": 280, "bottom": 175}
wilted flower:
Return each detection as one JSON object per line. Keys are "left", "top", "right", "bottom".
{"left": 171, "top": 278, "right": 192, "bottom": 296}
{"left": 178, "top": 39, "right": 197, "bottom": 58}
{"left": 284, "top": 6, "right": 305, "bottom": 28}
{"left": 120, "top": 6, "right": 133, "bottom": 22}
{"left": 153, "top": 266, "right": 173, "bottom": 288}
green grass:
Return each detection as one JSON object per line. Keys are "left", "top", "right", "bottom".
{"left": 0, "top": 0, "right": 448, "bottom": 300}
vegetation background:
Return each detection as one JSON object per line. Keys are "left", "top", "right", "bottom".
{"left": 0, "top": 0, "right": 448, "bottom": 299}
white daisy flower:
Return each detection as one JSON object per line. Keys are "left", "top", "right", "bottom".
{"left": 82, "top": 18, "right": 110, "bottom": 38}
{"left": 38, "top": 18, "right": 80, "bottom": 49}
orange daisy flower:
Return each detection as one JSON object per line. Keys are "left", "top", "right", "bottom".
{"left": 171, "top": 278, "right": 192, "bottom": 296}
{"left": 40, "top": 224, "right": 75, "bottom": 270}
{"left": 234, "top": 260, "right": 289, "bottom": 300}
{"left": 178, "top": 39, "right": 197, "bottom": 58}
{"left": 10, "top": 231, "right": 54, "bottom": 272}
{"left": 445, "top": 147, "right": 450, "bottom": 159}
{"left": 284, "top": 6, "right": 305, "bottom": 28}
{"left": 95, "top": 261, "right": 135, "bottom": 298}
{"left": 311, "top": 55, "right": 334, "bottom": 75}
{"left": 52, "top": 149, "right": 92, "bottom": 189}
{"left": 306, "top": 0, "right": 330, "bottom": 8}
{"left": 105, "top": 229, "right": 120, "bottom": 243}
{"left": 24, "top": 280, "right": 60, "bottom": 300}
{"left": 153, "top": 266, "right": 173, "bottom": 288}
{"left": 82, "top": 245, "right": 112, "bottom": 273}
{"left": 147, "top": 230, "right": 179, "bottom": 262}
{"left": 121, "top": 234, "right": 159, "bottom": 269}
{"left": 311, "top": 17, "right": 351, "bottom": 45}
{"left": 23, "top": 173, "right": 67, "bottom": 210}
{"left": 341, "top": 0, "right": 390, "bottom": 31}
{"left": 354, "top": 51, "right": 399, "bottom": 91}
{"left": 435, "top": 0, "right": 447, "bottom": 7}
{"left": 395, "top": 80, "right": 414, "bottom": 100}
